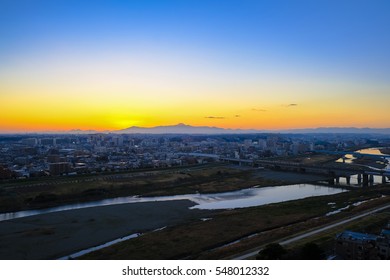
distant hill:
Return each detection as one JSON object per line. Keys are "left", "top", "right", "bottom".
{"left": 116, "top": 123, "right": 260, "bottom": 134}
{"left": 115, "top": 124, "right": 390, "bottom": 135}
{"left": 4, "top": 124, "right": 390, "bottom": 135}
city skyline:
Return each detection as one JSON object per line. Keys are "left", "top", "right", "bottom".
{"left": 1, "top": 0, "right": 390, "bottom": 133}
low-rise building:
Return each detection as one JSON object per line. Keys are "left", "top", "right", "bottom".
{"left": 49, "top": 162, "right": 71, "bottom": 176}
{"left": 377, "top": 223, "right": 390, "bottom": 260}
{"left": 335, "top": 231, "right": 378, "bottom": 260}
{"left": 335, "top": 223, "right": 390, "bottom": 260}
{"left": 0, "top": 165, "right": 14, "bottom": 179}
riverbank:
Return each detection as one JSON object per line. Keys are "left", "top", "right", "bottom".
{"left": 80, "top": 185, "right": 390, "bottom": 260}
{"left": 0, "top": 163, "right": 329, "bottom": 214}
{"left": 379, "top": 147, "right": 390, "bottom": 155}
{"left": 352, "top": 158, "right": 387, "bottom": 169}
{"left": 1, "top": 183, "right": 389, "bottom": 260}
{"left": 0, "top": 200, "right": 208, "bottom": 259}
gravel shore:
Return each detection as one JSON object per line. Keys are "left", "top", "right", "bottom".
{"left": 0, "top": 200, "right": 205, "bottom": 259}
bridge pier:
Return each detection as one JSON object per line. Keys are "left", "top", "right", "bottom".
{"left": 369, "top": 174, "right": 374, "bottom": 186}
{"left": 346, "top": 176, "right": 351, "bottom": 185}
{"left": 382, "top": 176, "right": 387, "bottom": 184}
{"left": 357, "top": 173, "right": 362, "bottom": 185}
{"left": 328, "top": 179, "right": 335, "bottom": 185}
{"left": 335, "top": 177, "right": 339, "bottom": 184}
{"left": 363, "top": 174, "right": 369, "bottom": 187}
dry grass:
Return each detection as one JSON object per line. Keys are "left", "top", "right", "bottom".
{"left": 80, "top": 187, "right": 390, "bottom": 260}
{"left": 21, "top": 227, "right": 56, "bottom": 237}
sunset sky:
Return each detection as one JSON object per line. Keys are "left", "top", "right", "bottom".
{"left": 1, "top": 0, "right": 389, "bottom": 133}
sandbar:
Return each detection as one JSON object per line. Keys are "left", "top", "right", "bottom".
{"left": 0, "top": 199, "right": 205, "bottom": 259}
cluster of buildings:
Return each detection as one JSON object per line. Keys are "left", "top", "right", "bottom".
{"left": 335, "top": 222, "right": 390, "bottom": 259}
{"left": 0, "top": 133, "right": 388, "bottom": 179}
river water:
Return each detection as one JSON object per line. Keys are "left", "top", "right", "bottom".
{"left": 336, "top": 147, "right": 390, "bottom": 167}
{"left": 0, "top": 183, "right": 345, "bottom": 222}
{"left": 2, "top": 147, "right": 387, "bottom": 222}
{"left": 334, "top": 147, "right": 390, "bottom": 186}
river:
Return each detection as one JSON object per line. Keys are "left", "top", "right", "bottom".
{"left": 334, "top": 147, "right": 390, "bottom": 186}
{"left": 336, "top": 147, "right": 390, "bottom": 167}
{"left": 0, "top": 183, "right": 345, "bottom": 222}
{"left": 2, "top": 147, "right": 387, "bottom": 222}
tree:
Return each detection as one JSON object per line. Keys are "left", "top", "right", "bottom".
{"left": 300, "top": 242, "right": 325, "bottom": 260}
{"left": 256, "top": 243, "right": 287, "bottom": 260}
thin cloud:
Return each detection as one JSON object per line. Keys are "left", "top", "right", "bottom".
{"left": 252, "top": 108, "right": 267, "bottom": 112}
{"left": 235, "top": 115, "right": 240, "bottom": 118}
{"left": 287, "top": 103, "right": 298, "bottom": 107}
{"left": 205, "top": 116, "right": 225, "bottom": 119}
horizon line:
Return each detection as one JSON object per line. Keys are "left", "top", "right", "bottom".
{"left": 1, "top": 124, "right": 390, "bottom": 135}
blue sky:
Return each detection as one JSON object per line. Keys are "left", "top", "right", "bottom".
{"left": 2, "top": 0, "right": 389, "bottom": 72}
{"left": 1, "top": 0, "right": 390, "bottom": 131}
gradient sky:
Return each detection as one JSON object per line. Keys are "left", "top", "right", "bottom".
{"left": 1, "top": 0, "right": 390, "bottom": 132}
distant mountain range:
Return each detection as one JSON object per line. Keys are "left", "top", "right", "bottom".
{"left": 5, "top": 124, "right": 390, "bottom": 135}
{"left": 113, "top": 124, "right": 390, "bottom": 135}
{"left": 116, "top": 123, "right": 261, "bottom": 134}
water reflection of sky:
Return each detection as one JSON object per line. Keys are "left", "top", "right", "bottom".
{"left": 190, "top": 184, "right": 345, "bottom": 209}
{"left": 0, "top": 184, "right": 345, "bottom": 221}
{"left": 336, "top": 147, "right": 390, "bottom": 170}
{"left": 336, "top": 174, "right": 388, "bottom": 186}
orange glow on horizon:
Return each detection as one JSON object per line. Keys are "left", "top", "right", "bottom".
{"left": 1, "top": 60, "right": 389, "bottom": 133}
{"left": 1, "top": 1, "right": 390, "bottom": 134}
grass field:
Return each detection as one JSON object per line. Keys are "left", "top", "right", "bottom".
{"left": 79, "top": 185, "right": 390, "bottom": 260}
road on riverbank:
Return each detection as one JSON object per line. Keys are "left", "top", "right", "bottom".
{"left": 232, "top": 203, "right": 390, "bottom": 260}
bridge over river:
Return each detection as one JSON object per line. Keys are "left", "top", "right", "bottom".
{"left": 176, "top": 152, "right": 390, "bottom": 187}
{"left": 253, "top": 159, "right": 389, "bottom": 186}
